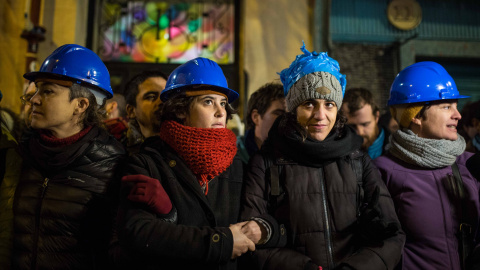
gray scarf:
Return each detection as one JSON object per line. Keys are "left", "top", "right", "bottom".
{"left": 388, "top": 129, "right": 465, "bottom": 168}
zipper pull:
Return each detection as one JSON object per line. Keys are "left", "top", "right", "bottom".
{"left": 43, "top": 178, "right": 49, "bottom": 188}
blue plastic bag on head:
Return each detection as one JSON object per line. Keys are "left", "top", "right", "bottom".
{"left": 279, "top": 42, "right": 346, "bottom": 97}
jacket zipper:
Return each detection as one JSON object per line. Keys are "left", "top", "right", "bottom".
{"left": 319, "top": 168, "right": 334, "bottom": 269}
{"left": 32, "top": 177, "right": 49, "bottom": 269}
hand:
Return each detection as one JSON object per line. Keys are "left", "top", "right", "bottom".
{"left": 122, "top": 175, "right": 172, "bottom": 215}
{"left": 241, "top": 220, "right": 266, "bottom": 244}
{"left": 229, "top": 221, "right": 255, "bottom": 259}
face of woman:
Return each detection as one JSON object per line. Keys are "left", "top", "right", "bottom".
{"left": 414, "top": 101, "right": 461, "bottom": 141}
{"left": 183, "top": 94, "right": 227, "bottom": 129}
{"left": 296, "top": 99, "right": 337, "bottom": 141}
{"left": 30, "top": 81, "right": 86, "bottom": 138}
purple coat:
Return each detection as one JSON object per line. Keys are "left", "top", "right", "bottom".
{"left": 374, "top": 152, "right": 480, "bottom": 270}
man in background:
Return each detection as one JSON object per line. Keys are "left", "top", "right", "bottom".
{"left": 124, "top": 70, "right": 168, "bottom": 154}
{"left": 238, "top": 82, "right": 286, "bottom": 163}
{"left": 342, "top": 87, "right": 389, "bottom": 159}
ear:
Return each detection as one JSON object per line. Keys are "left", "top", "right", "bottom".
{"left": 251, "top": 109, "right": 261, "bottom": 126}
{"left": 411, "top": 116, "right": 422, "bottom": 127}
{"left": 126, "top": 104, "right": 136, "bottom": 119}
{"left": 374, "top": 110, "right": 380, "bottom": 124}
{"left": 74, "top": 98, "right": 89, "bottom": 115}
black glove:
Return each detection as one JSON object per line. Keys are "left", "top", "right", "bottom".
{"left": 358, "top": 186, "right": 400, "bottom": 245}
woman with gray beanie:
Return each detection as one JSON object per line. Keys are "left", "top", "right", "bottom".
{"left": 374, "top": 61, "right": 480, "bottom": 270}
{"left": 240, "top": 44, "right": 405, "bottom": 270}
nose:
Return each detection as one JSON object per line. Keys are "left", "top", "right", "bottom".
{"left": 356, "top": 125, "right": 366, "bottom": 136}
{"left": 214, "top": 103, "right": 226, "bottom": 118}
{"left": 452, "top": 105, "right": 461, "bottom": 120}
{"left": 30, "top": 91, "right": 41, "bottom": 105}
{"left": 313, "top": 106, "right": 326, "bottom": 120}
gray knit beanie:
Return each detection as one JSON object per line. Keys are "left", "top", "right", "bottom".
{"left": 286, "top": 71, "right": 343, "bottom": 111}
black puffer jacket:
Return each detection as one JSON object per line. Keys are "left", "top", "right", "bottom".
{"left": 117, "top": 137, "right": 244, "bottom": 270}
{"left": 241, "top": 115, "right": 405, "bottom": 270}
{"left": 13, "top": 126, "right": 125, "bottom": 270}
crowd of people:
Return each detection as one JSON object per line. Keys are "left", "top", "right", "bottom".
{"left": 0, "top": 43, "right": 479, "bottom": 270}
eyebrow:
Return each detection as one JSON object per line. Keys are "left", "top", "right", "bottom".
{"left": 200, "top": 95, "right": 227, "bottom": 102}
{"left": 271, "top": 109, "right": 286, "bottom": 114}
{"left": 142, "top": 91, "right": 159, "bottom": 97}
{"left": 36, "top": 82, "right": 55, "bottom": 88}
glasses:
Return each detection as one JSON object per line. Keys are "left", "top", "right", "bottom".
{"left": 20, "top": 94, "right": 34, "bottom": 105}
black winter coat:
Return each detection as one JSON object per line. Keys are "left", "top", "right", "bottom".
{"left": 13, "top": 126, "right": 125, "bottom": 270}
{"left": 117, "top": 137, "right": 244, "bottom": 270}
{"left": 241, "top": 115, "right": 405, "bottom": 270}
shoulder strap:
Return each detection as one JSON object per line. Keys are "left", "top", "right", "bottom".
{"left": 348, "top": 150, "right": 364, "bottom": 217}
{"left": 451, "top": 162, "right": 474, "bottom": 270}
{"left": 452, "top": 162, "right": 473, "bottom": 269}
{"left": 263, "top": 153, "right": 285, "bottom": 211}
{"left": 451, "top": 162, "right": 464, "bottom": 196}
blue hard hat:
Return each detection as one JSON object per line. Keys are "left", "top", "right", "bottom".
{"left": 388, "top": 61, "right": 469, "bottom": 106}
{"left": 279, "top": 42, "right": 346, "bottom": 97}
{"left": 161, "top": 57, "right": 238, "bottom": 103}
{"left": 23, "top": 44, "right": 113, "bottom": 98}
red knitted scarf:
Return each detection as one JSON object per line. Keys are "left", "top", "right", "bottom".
{"left": 39, "top": 125, "right": 93, "bottom": 147}
{"left": 159, "top": 120, "right": 237, "bottom": 195}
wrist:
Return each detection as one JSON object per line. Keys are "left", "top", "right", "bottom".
{"left": 250, "top": 217, "right": 271, "bottom": 245}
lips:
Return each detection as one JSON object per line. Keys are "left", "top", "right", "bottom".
{"left": 309, "top": 123, "right": 327, "bottom": 130}
{"left": 212, "top": 123, "right": 225, "bottom": 128}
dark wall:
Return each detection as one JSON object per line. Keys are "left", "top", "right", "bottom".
{"left": 331, "top": 43, "right": 398, "bottom": 113}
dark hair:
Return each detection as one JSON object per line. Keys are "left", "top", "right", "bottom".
{"left": 70, "top": 84, "right": 104, "bottom": 127}
{"left": 459, "top": 100, "right": 480, "bottom": 128}
{"left": 108, "top": 93, "right": 127, "bottom": 118}
{"left": 161, "top": 94, "right": 236, "bottom": 125}
{"left": 246, "top": 82, "right": 285, "bottom": 130}
{"left": 278, "top": 109, "right": 347, "bottom": 141}
{"left": 124, "top": 70, "right": 168, "bottom": 107}
{"left": 415, "top": 99, "right": 463, "bottom": 120}
{"left": 342, "top": 88, "right": 379, "bottom": 115}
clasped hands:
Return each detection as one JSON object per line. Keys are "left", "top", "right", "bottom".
{"left": 230, "top": 219, "right": 267, "bottom": 259}
{"left": 122, "top": 174, "right": 266, "bottom": 259}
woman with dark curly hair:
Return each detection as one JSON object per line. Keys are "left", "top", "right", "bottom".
{"left": 117, "top": 57, "right": 256, "bottom": 270}
{"left": 240, "top": 44, "right": 405, "bottom": 270}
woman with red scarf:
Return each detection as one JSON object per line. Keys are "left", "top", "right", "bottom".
{"left": 117, "top": 58, "right": 256, "bottom": 270}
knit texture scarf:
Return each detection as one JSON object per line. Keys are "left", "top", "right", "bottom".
{"left": 388, "top": 129, "right": 466, "bottom": 168}
{"left": 159, "top": 120, "right": 237, "bottom": 194}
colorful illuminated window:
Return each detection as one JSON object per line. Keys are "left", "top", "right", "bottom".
{"left": 97, "top": 1, "right": 236, "bottom": 64}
